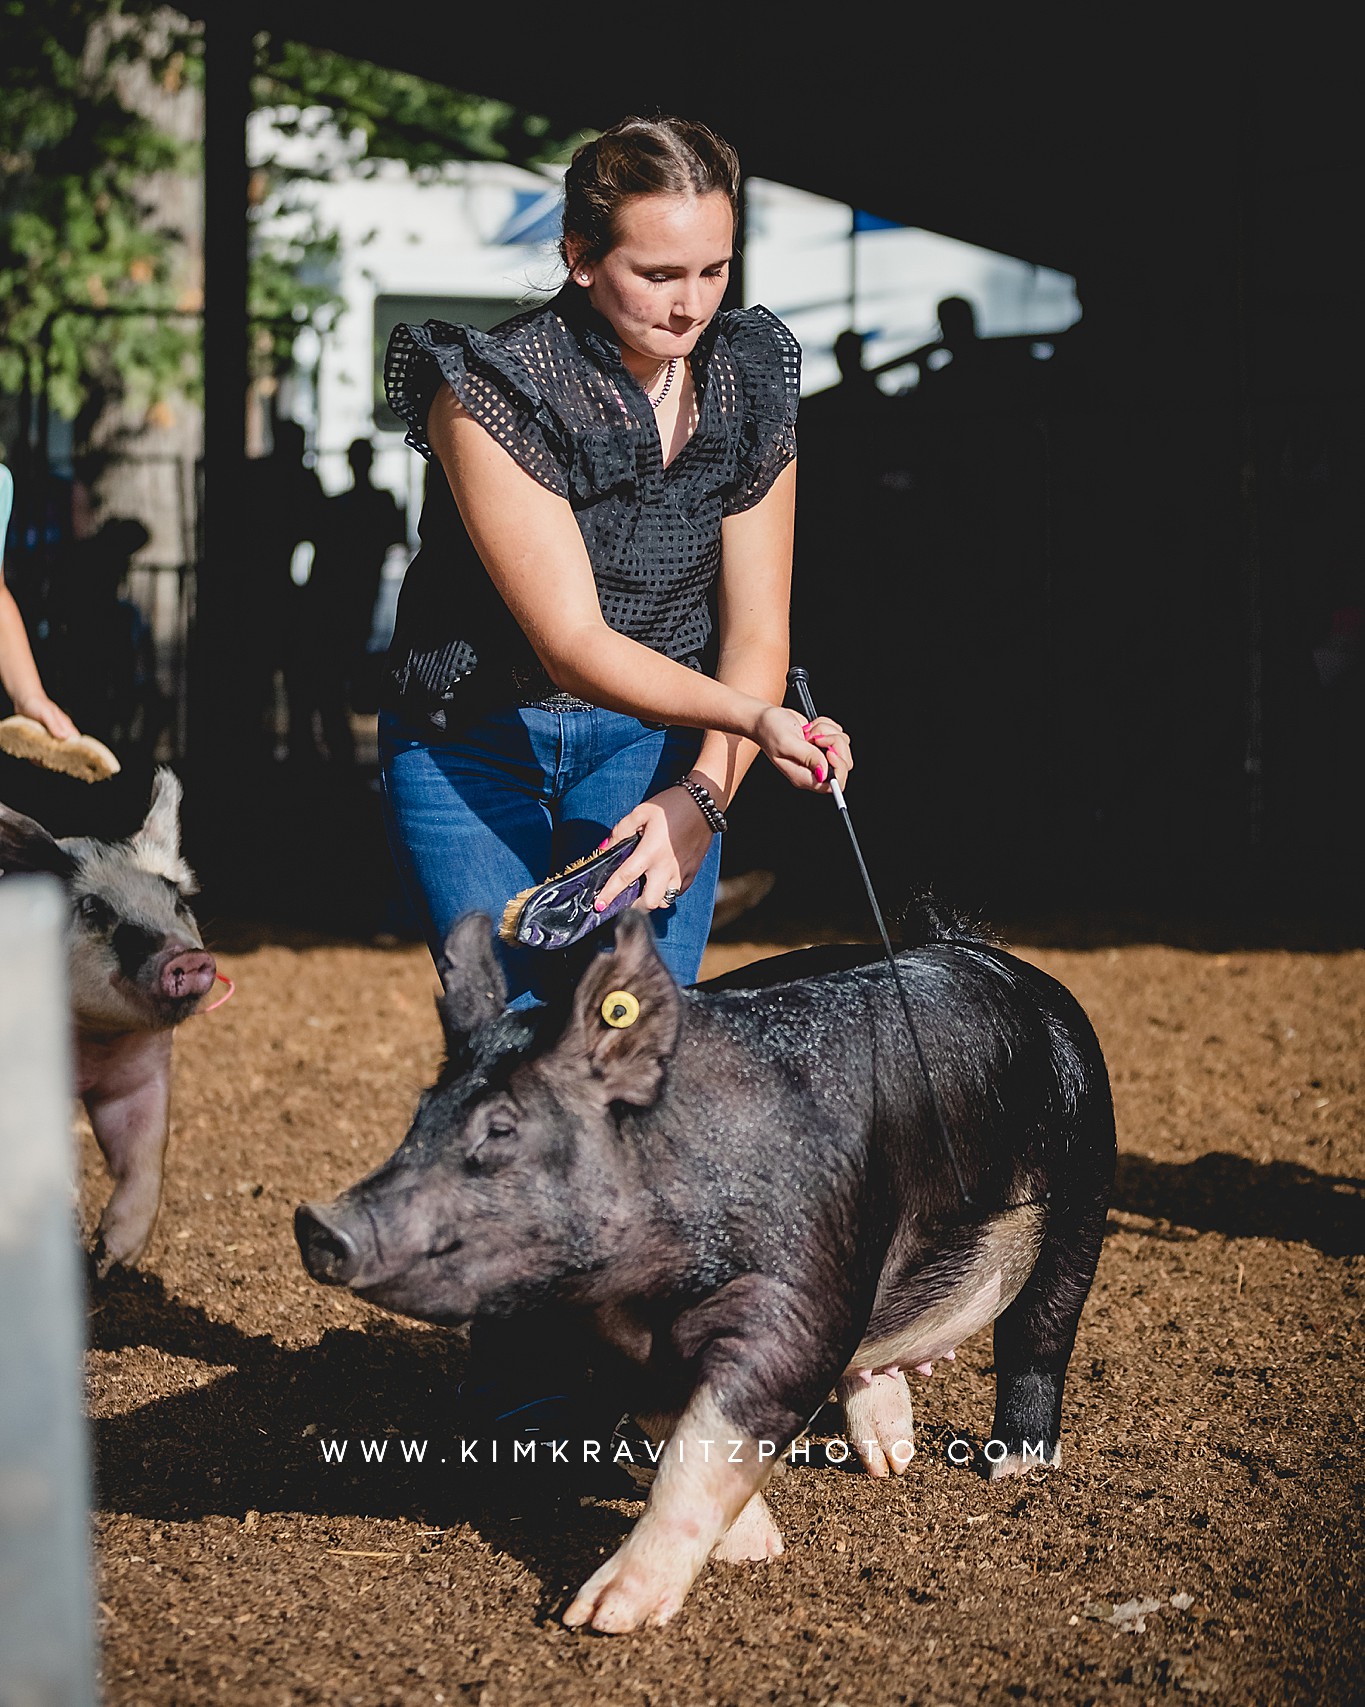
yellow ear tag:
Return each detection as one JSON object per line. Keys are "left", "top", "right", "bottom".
{"left": 601, "top": 990, "right": 640, "bottom": 1028}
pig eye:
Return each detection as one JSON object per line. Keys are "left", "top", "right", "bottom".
{"left": 76, "top": 894, "right": 114, "bottom": 931}
{"left": 464, "top": 1108, "right": 517, "bottom": 1169}
{"left": 480, "top": 1104, "right": 518, "bottom": 1142}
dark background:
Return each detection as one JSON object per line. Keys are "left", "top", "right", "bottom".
{"left": 4, "top": 14, "right": 1360, "bottom": 945}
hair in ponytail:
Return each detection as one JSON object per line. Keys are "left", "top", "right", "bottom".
{"left": 560, "top": 115, "right": 741, "bottom": 268}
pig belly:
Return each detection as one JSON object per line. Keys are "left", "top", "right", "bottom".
{"left": 847, "top": 1204, "right": 1046, "bottom": 1378}
{"left": 76, "top": 1029, "right": 176, "bottom": 1276}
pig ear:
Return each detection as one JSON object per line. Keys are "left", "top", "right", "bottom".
{"left": 0, "top": 803, "right": 78, "bottom": 881}
{"left": 435, "top": 912, "right": 508, "bottom": 1039}
{"left": 552, "top": 909, "right": 680, "bottom": 1107}
{"left": 129, "top": 767, "right": 195, "bottom": 889}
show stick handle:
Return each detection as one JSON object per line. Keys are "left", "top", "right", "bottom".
{"left": 787, "top": 665, "right": 847, "bottom": 805}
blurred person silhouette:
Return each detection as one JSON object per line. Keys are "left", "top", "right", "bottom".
{"left": 849, "top": 297, "right": 1053, "bottom": 878}
{"left": 1036, "top": 257, "right": 1230, "bottom": 889}
{"left": 896, "top": 295, "right": 1032, "bottom": 411}
{"left": 0, "top": 457, "right": 78, "bottom": 741}
{"left": 50, "top": 516, "right": 167, "bottom": 755}
{"left": 801, "top": 329, "right": 891, "bottom": 440}
{"left": 800, "top": 329, "right": 900, "bottom": 488}
{"left": 243, "top": 418, "right": 326, "bottom": 760}
{"left": 797, "top": 327, "right": 901, "bottom": 520}
{"left": 830, "top": 329, "right": 883, "bottom": 402}
{"left": 290, "top": 438, "right": 406, "bottom": 765}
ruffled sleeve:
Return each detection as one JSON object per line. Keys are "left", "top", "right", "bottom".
{"left": 718, "top": 306, "right": 802, "bottom": 516}
{"left": 383, "top": 320, "right": 571, "bottom": 499}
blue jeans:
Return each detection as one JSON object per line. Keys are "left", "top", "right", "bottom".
{"left": 378, "top": 705, "right": 722, "bottom": 1006}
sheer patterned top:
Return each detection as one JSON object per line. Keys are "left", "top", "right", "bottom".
{"left": 380, "top": 283, "right": 801, "bottom": 730}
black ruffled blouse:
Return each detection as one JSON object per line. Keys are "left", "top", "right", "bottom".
{"left": 380, "top": 283, "right": 801, "bottom": 730}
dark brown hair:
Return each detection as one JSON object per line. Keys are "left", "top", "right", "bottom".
{"left": 560, "top": 115, "right": 741, "bottom": 268}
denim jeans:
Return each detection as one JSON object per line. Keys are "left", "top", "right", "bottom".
{"left": 378, "top": 704, "right": 722, "bottom": 1006}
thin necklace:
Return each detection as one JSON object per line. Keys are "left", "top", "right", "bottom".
{"left": 646, "top": 357, "right": 679, "bottom": 410}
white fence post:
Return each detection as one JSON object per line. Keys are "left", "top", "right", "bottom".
{"left": 0, "top": 875, "right": 97, "bottom": 1707}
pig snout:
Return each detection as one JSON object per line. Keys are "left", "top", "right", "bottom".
{"left": 159, "top": 948, "right": 216, "bottom": 1001}
{"left": 295, "top": 1201, "right": 366, "bottom": 1286}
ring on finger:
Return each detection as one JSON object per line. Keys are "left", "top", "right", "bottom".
{"left": 662, "top": 886, "right": 680, "bottom": 904}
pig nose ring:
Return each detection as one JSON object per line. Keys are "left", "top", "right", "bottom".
{"left": 601, "top": 990, "right": 640, "bottom": 1028}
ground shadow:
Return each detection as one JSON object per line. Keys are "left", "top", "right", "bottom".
{"left": 87, "top": 1267, "right": 639, "bottom": 1610}
{"left": 1111, "top": 1151, "right": 1364, "bottom": 1255}
{"left": 87, "top": 1264, "right": 276, "bottom": 1365}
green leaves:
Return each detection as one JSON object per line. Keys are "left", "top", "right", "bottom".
{"left": 253, "top": 40, "right": 587, "bottom": 179}
{"left": 0, "top": 1, "right": 203, "bottom": 414}
{"left": 0, "top": 4, "right": 586, "bottom": 432}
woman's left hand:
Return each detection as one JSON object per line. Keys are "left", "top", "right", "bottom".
{"left": 753, "top": 704, "right": 853, "bottom": 793}
{"left": 594, "top": 788, "right": 716, "bottom": 915}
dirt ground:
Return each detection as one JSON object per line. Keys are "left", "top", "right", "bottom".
{"left": 79, "top": 911, "right": 1364, "bottom": 1707}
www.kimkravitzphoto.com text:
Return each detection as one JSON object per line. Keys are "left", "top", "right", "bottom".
{"left": 312, "top": 1435, "right": 1058, "bottom": 1471}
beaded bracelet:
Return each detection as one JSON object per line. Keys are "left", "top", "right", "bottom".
{"left": 675, "top": 773, "right": 729, "bottom": 834}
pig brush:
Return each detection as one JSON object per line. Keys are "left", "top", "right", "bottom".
{"left": 789, "top": 665, "right": 974, "bottom": 1212}
{"left": 498, "top": 831, "right": 644, "bottom": 951}
{"left": 0, "top": 714, "right": 120, "bottom": 782}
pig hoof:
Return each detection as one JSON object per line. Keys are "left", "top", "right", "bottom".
{"left": 839, "top": 1370, "right": 915, "bottom": 1478}
{"left": 989, "top": 1442, "right": 1062, "bottom": 1480}
{"left": 90, "top": 1235, "right": 133, "bottom": 1281}
{"left": 712, "top": 1493, "right": 783, "bottom": 1563}
{"left": 91, "top": 1224, "right": 151, "bottom": 1279}
{"left": 563, "top": 1557, "right": 689, "bottom": 1634}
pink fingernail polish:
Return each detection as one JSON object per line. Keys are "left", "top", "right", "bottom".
{"left": 801, "top": 721, "right": 814, "bottom": 735}
{"left": 597, "top": 838, "right": 610, "bottom": 851}
{"left": 816, "top": 765, "right": 827, "bottom": 783}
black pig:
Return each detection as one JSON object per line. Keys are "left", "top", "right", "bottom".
{"left": 296, "top": 905, "right": 1115, "bottom": 1632}
{"left": 0, "top": 769, "right": 217, "bottom": 1274}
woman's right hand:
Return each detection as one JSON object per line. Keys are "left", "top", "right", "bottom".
{"left": 12, "top": 690, "right": 77, "bottom": 742}
{"left": 592, "top": 787, "right": 717, "bottom": 916}
{"left": 753, "top": 703, "right": 853, "bottom": 793}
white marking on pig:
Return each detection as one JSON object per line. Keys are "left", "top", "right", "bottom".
{"left": 126, "top": 769, "right": 195, "bottom": 889}
{"left": 848, "top": 1205, "right": 1046, "bottom": 1380}
{"left": 838, "top": 1369, "right": 915, "bottom": 1478}
{"left": 711, "top": 1490, "right": 784, "bottom": 1563}
{"left": 563, "top": 1391, "right": 779, "bottom": 1633}
{"left": 989, "top": 1439, "right": 1062, "bottom": 1480}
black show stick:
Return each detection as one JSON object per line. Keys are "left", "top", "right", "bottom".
{"left": 788, "top": 665, "right": 974, "bottom": 1211}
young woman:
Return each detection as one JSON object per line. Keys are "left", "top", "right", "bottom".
{"left": 379, "top": 114, "right": 851, "bottom": 1004}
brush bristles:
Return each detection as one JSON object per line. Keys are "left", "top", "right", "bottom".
{"left": 498, "top": 884, "right": 538, "bottom": 943}
{"left": 496, "top": 845, "right": 609, "bottom": 944}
